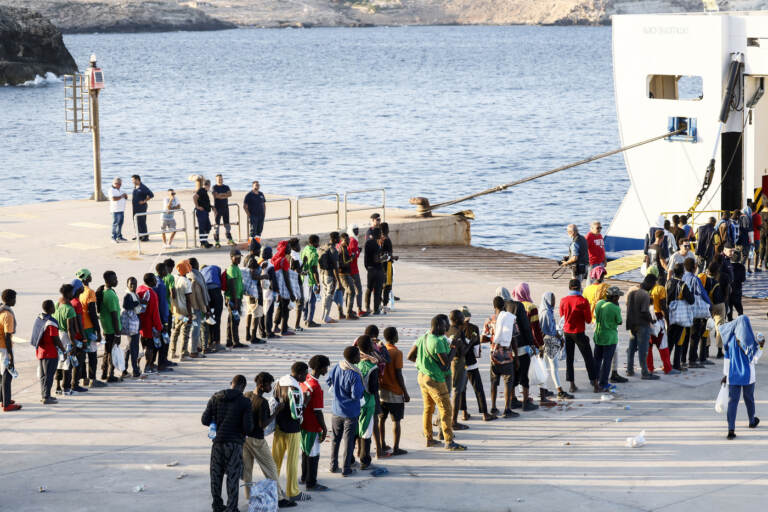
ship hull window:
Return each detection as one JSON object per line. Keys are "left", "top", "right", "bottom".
{"left": 648, "top": 75, "right": 703, "bottom": 100}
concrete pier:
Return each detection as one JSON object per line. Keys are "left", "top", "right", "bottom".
{"left": 1, "top": 199, "right": 767, "bottom": 512}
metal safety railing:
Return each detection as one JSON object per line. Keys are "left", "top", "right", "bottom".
{"left": 659, "top": 210, "right": 726, "bottom": 232}
{"left": 133, "top": 208, "right": 189, "bottom": 255}
{"left": 296, "top": 193, "right": 339, "bottom": 235}
{"left": 246, "top": 198, "right": 293, "bottom": 238}
{"left": 209, "top": 203, "right": 242, "bottom": 243}
{"left": 343, "top": 188, "right": 385, "bottom": 229}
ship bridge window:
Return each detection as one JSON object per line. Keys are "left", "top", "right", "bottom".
{"left": 648, "top": 75, "right": 703, "bottom": 100}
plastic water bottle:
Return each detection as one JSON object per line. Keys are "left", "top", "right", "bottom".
{"left": 8, "top": 366, "right": 18, "bottom": 379}
{"left": 208, "top": 423, "right": 217, "bottom": 440}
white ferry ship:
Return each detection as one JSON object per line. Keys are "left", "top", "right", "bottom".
{"left": 605, "top": 10, "right": 768, "bottom": 253}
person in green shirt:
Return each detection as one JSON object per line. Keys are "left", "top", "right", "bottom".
{"left": 225, "top": 249, "right": 245, "bottom": 348}
{"left": 97, "top": 270, "right": 122, "bottom": 383}
{"left": 594, "top": 286, "right": 624, "bottom": 392}
{"left": 300, "top": 235, "right": 321, "bottom": 328}
{"left": 407, "top": 314, "right": 466, "bottom": 452}
{"left": 54, "top": 284, "right": 78, "bottom": 396}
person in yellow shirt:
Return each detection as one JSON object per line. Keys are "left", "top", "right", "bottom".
{"left": 583, "top": 267, "right": 627, "bottom": 383}
{"left": 645, "top": 265, "right": 677, "bottom": 375}
{"left": 76, "top": 269, "right": 105, "bottom": 388}
{"left": 0, "top": 289, "right": 20, "bottom": 411}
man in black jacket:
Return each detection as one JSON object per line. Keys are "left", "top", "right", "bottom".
{"left": 202, "top": 375, "right": 254, "bottom": 512}
{"left": 696, "top": 217, "right": 716, "bottom": 273}
{"left": 363, "top": 228, "right": 385, "bottom": 315}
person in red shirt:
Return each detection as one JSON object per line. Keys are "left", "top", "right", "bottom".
{"left": 138, "top": 274, "right": 163, "bottom": 376}
{"left": 347, "top": 225, "right": 367, "bottom": 317}
{"left": 752, "top": 208, "right": 762, "bottom": 272}
{"left": 558, "top": 279, "right": 598, "bottom": 393}
{"left": 300, "top": 354, "right": 330, "bottom": 492}
{"left": 586, "top": 221, "right": 606, "bottom": 283}
{"left": 35, "top": 300, "right": 65, "bottom": 404}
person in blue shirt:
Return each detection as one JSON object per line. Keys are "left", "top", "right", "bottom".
{"left": 243, "top": 180, "right": 266, "bottom": 241}
{"left": 720, "top": 315, "right": 763, "bottom": 439}
{"left": 201, "top": 264, "right": 223, "bottom": 351}
{"left": 326, "top": 345, "right": 364, "bottom": 477}
{"left": 131, "top": 174, "right": 154, "bottom": 242}
{"left": 153, "top": 262, "right": 171, "bottom": 372}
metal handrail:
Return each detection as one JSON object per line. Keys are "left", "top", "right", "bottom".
{"left": 344, "top": 188, "right": 386, "bottom": 229}
{"left": 133, "top": 208, "right": 189, "bottom": 255}
{"left": 659, "top": 209, "right": 726, "bottom": 233}
{"left": 296, "top": 193, "right": 339, "bottom": 235}
{"left": 246, "top": 198, "right": 293, "bottom": 238}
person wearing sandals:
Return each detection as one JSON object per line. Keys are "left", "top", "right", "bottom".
{"left": 720, "top": 316, "right": 763, "bottom": 439}
{"left": 539, "top": 292, "right": 573, "bottom": 400}
{"left": 408, "top": 315, "right": 467, "bottom": 451}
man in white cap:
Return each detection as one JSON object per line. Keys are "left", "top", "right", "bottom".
{"left": 109, "top": 177, "right": 128, "bottom": 243}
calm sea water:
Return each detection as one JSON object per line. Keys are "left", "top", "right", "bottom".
{"left": 1, "top": 26, "right": 625, "bottom": 257}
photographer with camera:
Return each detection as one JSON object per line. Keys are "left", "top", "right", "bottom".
{"left": 561, "top": 224, "right": 589, "bottom": 284}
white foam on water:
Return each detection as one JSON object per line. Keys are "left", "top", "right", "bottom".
{"left": 19, "top": 72, "right": 62, "bottom": 87}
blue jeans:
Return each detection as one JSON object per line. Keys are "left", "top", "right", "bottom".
{"left": 727, "top": 383, "right": 756, "bottom": 431}
{"left": 112, "top": 212, "right": 124, "bottom": 240}
{"left": 627, "top": 325, "right": 651, "bottom": 376}
{"left": 303, "top": 290, "right": 317, "bottom": 324}
{"left": 594, "top": 344, "right": 616, "bottom": 389}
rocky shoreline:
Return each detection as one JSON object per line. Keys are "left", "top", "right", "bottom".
{"left": 1, "top": 0, "right": 767, "bottom": 34}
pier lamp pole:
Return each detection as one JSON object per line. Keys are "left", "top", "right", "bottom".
{"left": 87, "top": 54, "right": 106, "bottom": 201}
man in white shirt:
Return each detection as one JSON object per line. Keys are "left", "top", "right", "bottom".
{"left": 483, "top": 296, "right": 518, "bottom": 418}
{"left": 110, "top": 177, "right": 128, "bottom": 243}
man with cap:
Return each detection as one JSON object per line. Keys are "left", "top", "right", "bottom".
{"left": 365, "top": 213, "right": 382, "bottom": 241}
{"left": 593, "top": 286, "right": 624, "bottom": 392}
{"left": 77, "top": 269, "right": 105, "bottom": 387}
{"left": 224, "top": 249, "right": 247, "bottom": 348}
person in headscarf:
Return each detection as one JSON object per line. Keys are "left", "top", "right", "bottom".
{"left": 510, "top": 283, "right": 555, "bottom": 407}
{"left": 271, "top": 240, "right": 296, "bottom": 336}
{"left": 539, "top": 292, "right": 573, "bottom": 399}
{"left": 720, "top": 316, "right": 763, "bottom": 439}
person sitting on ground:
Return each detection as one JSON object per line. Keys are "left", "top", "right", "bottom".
{"left": 242, "top": 372, "right": 293, "bottom": 508}
{"left": 300, "top": 355, "right": 330, "bottom": 493}
{"left": 593, "top": 286, "right": 624, "bottom": 392}
{"left": 327, "top": 346, "right": 365, "bottom": 477}
{"left": 559, "top": 279, "right": 598, "bottom": 393}
{"left": 720, "top": 316, "right": 763, "bottom": 440}
{"left": 378, "top": 326, "right": 411, "bottom": 455}
{"left": 201, "top": 374, "right": 254, "bottom": 512}
{"left": 408, "top": 315, "right": 467, "bottom": 451}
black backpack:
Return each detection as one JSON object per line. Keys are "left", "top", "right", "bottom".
{"left": 318, "top": 248, "right": 333, "bottom": 271}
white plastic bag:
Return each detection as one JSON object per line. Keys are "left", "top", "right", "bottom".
{"left": 715, "top": 383, "right": 728, "bottom": 414}
{"left": 112, "top": 344, "right": 126, "bottom": 373}
{"left": 263, "top": 397, "right": 278, "bottom": 437}
{"left": 529, "top": 355, "right": 548, "bottom": 387}
{"left": 248, "top": 479, "right": 278, "bottom": 512}
{"left": 625, "top": 430, "right": 646, "bottom": 448}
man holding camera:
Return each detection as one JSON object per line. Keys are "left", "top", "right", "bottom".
{"left": 561, "top": 224, "right": 589, "bottom": 284}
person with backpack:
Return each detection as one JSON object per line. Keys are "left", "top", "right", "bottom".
{"left": 683, "top": 258, "right": 711, "bottom": 368}
{"left": 666, "top": 263, "right": 695, "bottom": 371}
{"left": 720, "top": 316, "right": 763, "bottom": 440}
{"left": 319, "top": 233, "right": 341, "bottom": 324}
{"left": 696, "top": 217, "right": 717, "bottom": 274}
{"left": 201, "top": 374, "right": 254, "bottom": 512}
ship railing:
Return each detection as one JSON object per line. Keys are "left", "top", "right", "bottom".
{"left": 343, "top": 188, "right": 386, "bottom": 230}
{"left": 245, "top": 198, "right": 293, "bottom": 239}
{"left": 296, "top": 193, "right": 340, "bottom": 235}
{"left": 192, "top": 204, "right": 243, "bottom": 247}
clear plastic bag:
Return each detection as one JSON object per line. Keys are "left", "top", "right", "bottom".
{"left": 248, "top": 479, "right": 278, "bottom": 512}
{"left": 112, "top": 344, "right": 126, "bottom": 373}
{"left": 715, "top": 383, "right": 728, "bottom": 414}
{"left": 528, "top": 355, "right": 548, "bottom": 387}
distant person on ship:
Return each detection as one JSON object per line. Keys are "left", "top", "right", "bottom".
{"left": 560, "top": 224, "right": 589, "bottom": 283}
{"left": 131, "top": 174, "right": 154, "bottom": 242}
{"left": 695, "top": 217, "right": 717, "bottom": 274}
{"left": 109, "top": 177, "right": 128, "bottom": 243}
{"left": 586, "top": 221, "right": 606, "bottom": 283}
{"left": 244, "top": 180, "right": 267, "bottom": 243}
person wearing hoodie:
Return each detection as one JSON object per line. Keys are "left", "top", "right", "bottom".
{"left": 720, "top": 316, "right": 763, "bottom": 439}
{"left": 511, "top": 283, "right": 555, "bottom": 407}
{"left": 0, "top": 289, "right": 19, "bottom": 411}
{"left": 271, "top": 241, "right": 293, "bottom": 336}
{"left": 137, "top": 273, "right": 162, "bottom": 375}
{"left": 327, "top": 346, "right": 365, "bottom": 476}
{"left": 34, "top": 300, "right": 65, "bottom": 404}
{"left": 121, "top": 277, "right": 143, "bottom": 375}
{"left": 559, "top": 279, "right": 598, "bottom": 393}
{"left": 539, "top": 292, "right": 573, "bottom": 400}
{"left": 202, "top": 374, "right": 254, "bottom": 512}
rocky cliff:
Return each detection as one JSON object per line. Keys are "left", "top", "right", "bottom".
{"left": 2, "top": 0, "right": 768, "bottom": 33}
{"left": 0, "top": 6, "right": 77, "bottom": 85}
